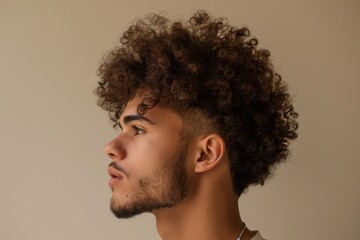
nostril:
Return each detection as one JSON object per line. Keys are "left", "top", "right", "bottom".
{"left": 104, "top": 142, "right": 115, "bottom": 156}
{"left": 104, "top": 138, "right": 126, "bottom": 160}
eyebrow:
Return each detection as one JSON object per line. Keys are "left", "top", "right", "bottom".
{"left": 122, "top": 114, "right": 156, "bottom": 126}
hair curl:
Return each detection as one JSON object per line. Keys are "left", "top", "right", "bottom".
{"left": 96, "top": 10, "right": 298, "bottom": 195}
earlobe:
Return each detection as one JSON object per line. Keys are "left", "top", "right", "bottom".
{"left": 194, "top": 134, "right": 225, "bottom": 173}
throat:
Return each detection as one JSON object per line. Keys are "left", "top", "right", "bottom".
{"left": 153, "top": 194, "right": 242, "bottom": 240}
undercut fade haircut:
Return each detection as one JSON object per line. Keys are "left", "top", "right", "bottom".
{"left": 96, "top": 10, "right": 299, "bottom": 195}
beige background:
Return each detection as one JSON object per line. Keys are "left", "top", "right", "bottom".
{"left": 1, "top": 1, "right": 359, "bottom": 239}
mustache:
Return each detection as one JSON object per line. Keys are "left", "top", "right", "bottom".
{"left": 108, "top": 162, "right": 128, "bottom": 177}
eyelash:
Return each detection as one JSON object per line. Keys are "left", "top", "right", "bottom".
{"left": 133, "top": 126, "right": 145, "bottom": 135}
{"left": 116, "top": 122, "right": 145, "bottom": 136}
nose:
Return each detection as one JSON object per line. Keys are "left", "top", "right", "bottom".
{"left": 104, "top": 136, "right": 126, "bottom": 161}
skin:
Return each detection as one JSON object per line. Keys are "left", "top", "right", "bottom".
{"left": 104, "top": 93, "right": 257, "bottom": 240}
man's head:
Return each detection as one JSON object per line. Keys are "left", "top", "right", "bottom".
{"left": 96, "top": 10, "right": 298, "bottom": 217}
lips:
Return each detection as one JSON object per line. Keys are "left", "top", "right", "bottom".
{"left": 108, "top": 166, "right": 124, "bottom": 178}
{"left": 108, "top": 163, "right": 125, "bottom": 187}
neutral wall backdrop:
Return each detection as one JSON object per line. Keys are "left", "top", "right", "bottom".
{"left": 1, "top": 1, "right": 359, "bottom": 239}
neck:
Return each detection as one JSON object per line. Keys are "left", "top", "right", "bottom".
{"left": 153, "top": 170, "right": 243, "bottom": 240}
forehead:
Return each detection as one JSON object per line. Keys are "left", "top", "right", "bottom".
{"left": 121, "top": 94, "right": 183, "bottom": 130}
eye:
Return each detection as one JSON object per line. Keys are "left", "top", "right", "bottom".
{"left": 133, "top": 126, "right": 145, "bottom": 135}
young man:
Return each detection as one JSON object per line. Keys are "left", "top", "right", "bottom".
{"left": 96, "top": 10, "right": 298, "bottom": 240}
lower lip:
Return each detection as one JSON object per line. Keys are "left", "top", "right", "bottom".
{"left": 108, "top": 177, "right": 123, "bottom": 187}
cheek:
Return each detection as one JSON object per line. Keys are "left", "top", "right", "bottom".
{"left": 126, "top": 137, "right": 163, "bottom": 170}
{"left": 125, "top": 131, "right": 181, "bottom": 170}
{"left": 154, "top": 133, "right": 180, "bottom": 159}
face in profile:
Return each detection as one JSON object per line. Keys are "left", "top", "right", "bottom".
{"left": 104, "top": 95, "right": 190, "bottom": 218}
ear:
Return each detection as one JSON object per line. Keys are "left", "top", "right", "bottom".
{"left": 194, "top": 134, "right": 226, "bottom": 173}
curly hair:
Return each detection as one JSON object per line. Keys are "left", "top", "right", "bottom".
{"left": 96, "top": 10, "right": 298, "bottom": 195}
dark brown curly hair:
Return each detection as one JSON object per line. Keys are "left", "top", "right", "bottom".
{"left": 96, "top": 10, "right": 298, "bottom": 195}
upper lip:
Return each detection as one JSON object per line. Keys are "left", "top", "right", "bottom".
{"left": 108, "top": 165, "right": 125, "bottom": 179}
